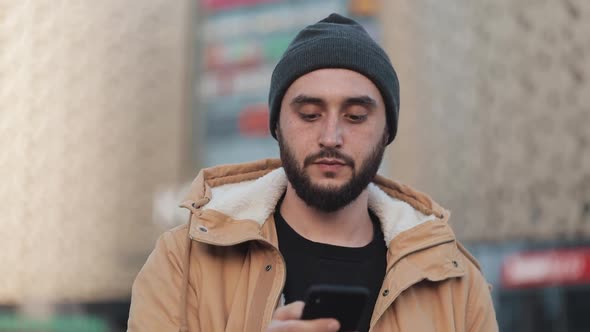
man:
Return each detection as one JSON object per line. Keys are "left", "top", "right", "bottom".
{"left": 128, "top": 13, "right": 498, "bottom": 332}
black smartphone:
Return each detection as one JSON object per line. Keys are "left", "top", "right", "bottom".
{"left": 301, "top": 284, "right": 369, "bottom": 332}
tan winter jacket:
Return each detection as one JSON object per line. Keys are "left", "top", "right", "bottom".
{"left": 128, "top": 159, "right": 498, "bottom": 331}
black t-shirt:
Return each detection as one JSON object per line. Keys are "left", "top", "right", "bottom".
{"left": 274, "top": 206, "right": 387, "bottom": 332}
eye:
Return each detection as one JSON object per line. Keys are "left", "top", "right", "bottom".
{"left": 299, "top": 112, "right": 320, "bottom": 121}
{"left": 346, "top": 113, "right": 368, "bottom": 123}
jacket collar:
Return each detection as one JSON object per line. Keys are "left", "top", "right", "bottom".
{"left": 180, "top": 159, "right": 453, "bottom": 250}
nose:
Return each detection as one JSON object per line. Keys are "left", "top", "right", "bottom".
{"left": 318, "top": 114, "right": 343, "bottom": 149}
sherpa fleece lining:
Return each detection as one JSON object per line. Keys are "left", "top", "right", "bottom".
{"left": 205, "top": 168, "right": 434, "bottom": 247}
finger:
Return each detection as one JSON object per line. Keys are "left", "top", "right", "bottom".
{"left": 272, "top": 301, "right": 305, "bottom": 321}
{"left": 268, "top": 318, "right": 340, "bottom": 332}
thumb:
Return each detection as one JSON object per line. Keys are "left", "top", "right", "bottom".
{"left": 272, "top": 301, "right": 305, "bottom": 321}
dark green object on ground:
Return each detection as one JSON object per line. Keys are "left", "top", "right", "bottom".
{"left": 0, "top": 313, "right": 109, "bottom": 332}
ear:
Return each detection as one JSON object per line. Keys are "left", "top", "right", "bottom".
{"left": 381, "top": 127, "right": 390, "bottom": 146}
{"left": 274, "top": 124, "right": 281, "bottom": 140}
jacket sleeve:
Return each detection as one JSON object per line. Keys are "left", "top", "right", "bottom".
{"left": 465, "top": 267, "right": 499, "bottom": 332}
{"left": 128, "top": 230, "right": 189, "bottom": 331}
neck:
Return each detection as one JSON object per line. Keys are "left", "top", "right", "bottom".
{"left": 279, "top": 183, "right": 374, "bottom": 247}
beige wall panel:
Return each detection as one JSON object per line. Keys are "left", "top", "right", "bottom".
{"left": 0, "top": 1, "right": 195, "bottom": 303}
{"left": 381, "top": 0, "right": 589, "bottom": 242}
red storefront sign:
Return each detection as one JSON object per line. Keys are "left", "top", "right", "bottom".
{"left": 501, "top": 247, "right": 590, "bottom": 289}
{"left": 238, "top": 104, "right": 269, "bottom": 137}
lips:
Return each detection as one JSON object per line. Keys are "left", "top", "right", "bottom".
{"left": 312, "top": 159, "right": 350, "bottom": 173}
{"left": 314, "top": 158, "right": 347, "bottom": 166}
{"left": 303, "top": 150, "right": 355, "bottom": 171}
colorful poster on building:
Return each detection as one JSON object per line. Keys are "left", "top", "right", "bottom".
{"left": 196, "top": 0, "right": 381, "bottom": 166}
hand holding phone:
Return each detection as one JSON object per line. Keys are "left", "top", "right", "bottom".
{"left": 301, "top": 285, "right": 369, "bottom": 332}
{"left": 268, "top": 301, "right": 340, "bottom": 332}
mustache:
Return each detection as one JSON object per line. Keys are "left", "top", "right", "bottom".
{"left": 303, "top": 148, "right": 355, "bottom": 168}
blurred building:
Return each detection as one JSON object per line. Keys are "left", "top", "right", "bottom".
{"left": 380, "top": 1, "right": 590, "bottom": 331}
{"left": 382, "top": 0, "right": 590, "bottom": 242}
{"left": 1, "top": 1, "right": 196, "bottom": 330}
{"left": 196, "top": 0, "right": 382, "bottom": 166}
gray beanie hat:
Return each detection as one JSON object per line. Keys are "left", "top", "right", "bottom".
{"left": 268, "top": 13, "right": 400, "bottom": 144}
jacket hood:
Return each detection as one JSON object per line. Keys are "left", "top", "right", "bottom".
{"left": 180, "top": 159, "right": 449, "bottom": 247}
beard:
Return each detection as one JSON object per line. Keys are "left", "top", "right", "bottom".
{"left": 278, "top": 130, "right": 388, "bottom": 213}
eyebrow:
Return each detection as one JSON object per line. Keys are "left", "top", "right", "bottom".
{"left": 290, "top": 94, "right": 325, "bottom": 107}
{"left": 289, "top": 94, "right": 377, "bottom": 109}
{"left": 343, "top": 95, "right": 377, "bottom": 109}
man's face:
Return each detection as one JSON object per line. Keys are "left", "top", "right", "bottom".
{"left": 277, "top": 68, "right": 388, "bottom": 212}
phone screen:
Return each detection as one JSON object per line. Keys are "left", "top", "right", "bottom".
{"left": 301, "top": 284, "right": 369, "bottom": 331}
